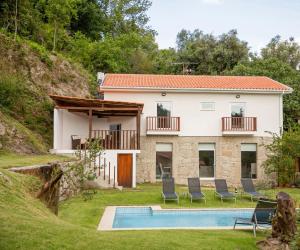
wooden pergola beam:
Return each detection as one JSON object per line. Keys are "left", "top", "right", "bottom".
{"left": 56, "top": 106, "right": 140, "bottom": 111}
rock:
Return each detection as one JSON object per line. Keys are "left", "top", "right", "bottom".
{"left": 0, "top": 122, "right": 5, "bottom": 135}
{"left": 82, "top": 180, "right": 101, "bottom": 190}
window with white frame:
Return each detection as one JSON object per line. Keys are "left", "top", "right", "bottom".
{"left": 200, "top": 102, "right": 215, "bottom": 111}
{"left": 199, "top": 143, "right": 215, "bottom": 178}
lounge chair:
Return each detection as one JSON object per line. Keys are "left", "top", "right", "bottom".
{"left": 161, "top": 178, "right": 179, "bottom": 204}
{"left": 241, "top": 179, "right": 265, "bottom": 201}
{"left": 214, "top": 179, "right": 236, "bottom": 202}
{"left": 187, "top": 178, "right": 206, "bottom": 203}
{"left": 233, "top": 198, "right": 277, "bottom": 237}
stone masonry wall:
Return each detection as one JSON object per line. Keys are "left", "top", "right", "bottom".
{"left": 136, "top": 136, "right": 273, "bottom": 187}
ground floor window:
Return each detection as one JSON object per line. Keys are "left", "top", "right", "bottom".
{"left": 156, "top": 143, "right": 172, "bottom": 179}
{"left": 241, "top": 144, "right": 257, "bottom": 179}
{"left": 199, "top": 143, "right": 215, "bottom": 178}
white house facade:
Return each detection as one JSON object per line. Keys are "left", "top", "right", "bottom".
{"left": 51, "top": 74, "right": 292, "bottom": 187}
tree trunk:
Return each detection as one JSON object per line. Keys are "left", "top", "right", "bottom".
{"left": 257, "top": 192, "right": 297, "bottom": 250}
{"left": 14, "top": 0, "right": 18, "bottom": 40}
{"left": 53, "top": 21, "right": 57, "bottom": 52}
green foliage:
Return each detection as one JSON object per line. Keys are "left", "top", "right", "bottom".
{"left": 176, "top": 29, "right": 249, "bottom": 74}
{"left": 261, "top": 35, "right": 300, "bottom": 69}
{"left": 27, "top": 40, "right": 53, "bottom": 67}
{"left": 59, "top": 139, "right": 104, "bottom": 200}
{"left": 0, "top": 72, "right": 54, "bottom": 147}
{"left": 262, "top": 127, "right": 300, "bottom": 186}
{"left": 67, "top": 31, "right": 158, "bottom": 73}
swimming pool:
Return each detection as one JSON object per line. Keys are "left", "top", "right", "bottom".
{"left": 104, "top": 207, "right": 254, "bottom": 230}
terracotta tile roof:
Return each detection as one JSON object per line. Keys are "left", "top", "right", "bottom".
{"left": 101, "top": 74, "right": 291, "bottom": 92}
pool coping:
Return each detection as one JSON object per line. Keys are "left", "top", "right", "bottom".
{"left": 97, "top": 206, "right": 257, "bottom": 231}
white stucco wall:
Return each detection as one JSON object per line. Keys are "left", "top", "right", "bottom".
{"left": 104, "top": 91, "right": 283, "bottom": 137}
{"left": 53, "top": 109, "right": 136, "bottom": 150}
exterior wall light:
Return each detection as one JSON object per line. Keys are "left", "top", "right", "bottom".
{"left": 236, "top": 94, "right": 240, "bottom": 99}
{"left": 161, "top": 92, "right": 167, "bottom": 96}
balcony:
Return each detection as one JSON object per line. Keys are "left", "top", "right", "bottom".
{"left": 222, "top": 117, "right": 257, "bottom": 136}
{"left": 146, "top": 116, "right": 180, "bottom": 135}
{"left": 91, "top": 130, "right": 139, "bottom": 150}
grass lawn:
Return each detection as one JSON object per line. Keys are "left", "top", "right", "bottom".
{"left": 0, "top": 151, "right": 73, "bottom": 169}
{"left": 1, "top": 158, "right": 299, "bottom": 250}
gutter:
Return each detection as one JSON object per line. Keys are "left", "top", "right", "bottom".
{"left": 100, "top": 86, "right": 293, "bottom": 95}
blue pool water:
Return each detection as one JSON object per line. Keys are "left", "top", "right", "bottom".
{"left": 112, "top": 207, "right": 253, "bottom": 229}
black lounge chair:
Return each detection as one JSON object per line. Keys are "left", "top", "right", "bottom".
{"left": 233, "top": 198, "right": 277, "bottom": 237}
{"left": 241, "top": 179, "right": 265, "bottom": 201}
{"left": 188, "top": 178, "right": 206, "bottom": 203}
{"left": 161, "top": 178, "right": 179, "bottom": 204}
{"left": 214, "top": 179, "right": 236, "bottom": 203}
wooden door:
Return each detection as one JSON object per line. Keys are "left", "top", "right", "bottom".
{"left": 117, "top": 154, "right": 132, "bottom": 187}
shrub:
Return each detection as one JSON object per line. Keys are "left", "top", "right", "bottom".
{"left": 263, "top": 127, "right": 300, "bottom": 186}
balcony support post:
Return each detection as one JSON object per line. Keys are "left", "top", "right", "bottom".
{"left": 136, "top": 108, "right": 141, "bottom": 149}
{"left": 88, "top": 108, "right": 92, "bottom": 141}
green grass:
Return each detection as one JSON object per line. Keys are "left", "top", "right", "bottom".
{"left": 59, "top": 183, "right": 300, "bottom": 229}
{"left": 0, "top": 152, "right": 72, "bottom": 169}
{"left": 1, "top": 165, "right": 299, "bottom": 250}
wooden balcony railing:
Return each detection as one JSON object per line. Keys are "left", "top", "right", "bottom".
{"left": 146, "top": 116, "right": 180, "bottom": 131}
{"left": 222, "top": 117, "right": 257, "bottom": 132}
{"left": 91, "top": 130, "right": 138, "bottom": 150}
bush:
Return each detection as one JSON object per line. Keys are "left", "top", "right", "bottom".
{"left": 263, "top": 127, "right": 300, "bottom": 186}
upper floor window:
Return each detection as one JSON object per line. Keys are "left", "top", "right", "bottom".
{"left": 231, "top": 103, "right": 246, "bottom": 117}
{"left": 200, "top": 102, "right": 215, "bottom": 111}
{"left": 157, "top": 102, "right": 172, "bottom": 117}
{"left": 157, "top": 102, "right": 172, "bottom": 129}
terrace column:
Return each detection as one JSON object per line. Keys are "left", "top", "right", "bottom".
{"left": 136, "top": 108, "right": 141, "bottom": 149}
{"left": 88, "top": 108, "right": 93, "bottom": 140}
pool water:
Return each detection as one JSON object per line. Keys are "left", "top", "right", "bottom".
{"left": 112, "top": 207, "right": 253, "bottom": 229}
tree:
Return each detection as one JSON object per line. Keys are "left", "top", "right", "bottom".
{"left": 176, "top": 29, "right": 249, "bottom": 74}
{"left": 262, "top": 127, "right": 300, "bottom": 186}
{"left": 45, "top": 0, "right": 76, "bottom": 51}
{"left": 70, "top": 0, "right": 107, "bottom": 40}
{"left": 229, "top": 58, "right": 300, "bottom": 128}
{"left": 261, "top": 35, "right": 300, "bottom": 69}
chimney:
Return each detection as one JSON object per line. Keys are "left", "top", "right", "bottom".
{"left": 97, "top": 72, "right": 105, "bottom": 85}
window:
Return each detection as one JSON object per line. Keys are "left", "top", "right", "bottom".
{"left": 199, "top": 143, "right": 215, "bottom": 178}
{"left": 241, "top": 144, "right": 257, "bottom": 179}
{"left": 156, "top": 143, "right": 172, "bottom": 179}
{"left": 200, "top": 102, "right": 215, "bottom": 111}
{"left": 231, "top": 103, "right": 246, "bottom": 128}
{"left": 157, "top": 102, "right": 172, "bottom": 129}
{"left": 231, "top": 103, "right": 245, "bottom": 117}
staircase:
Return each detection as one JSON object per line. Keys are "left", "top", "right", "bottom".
{"left": 93, "top": 163, "right": 122, "bottom": 190}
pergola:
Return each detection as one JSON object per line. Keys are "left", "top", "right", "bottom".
{"left": 50, "top": 95, "right": 143, "bottom": 149}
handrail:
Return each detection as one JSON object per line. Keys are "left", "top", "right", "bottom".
{"left": 222, "top": 117, "right": 257, "bottom": 131}
{"left": 146, "top": 116, "right": 180, "bottom": 131}
{"left": 91, "top": 129, "right": 138, "bottom": 150}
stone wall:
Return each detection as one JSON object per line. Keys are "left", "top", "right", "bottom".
{"left": 136, "top": 136, "right": 273, "bottom": 187}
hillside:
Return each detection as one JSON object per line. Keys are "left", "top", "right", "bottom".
{"left": 0, "top": 33, "right": 94, "bottom": 153}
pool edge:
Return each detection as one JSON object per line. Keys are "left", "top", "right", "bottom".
{"left": 97, "top": 206, "right": 256, "bottom": 231}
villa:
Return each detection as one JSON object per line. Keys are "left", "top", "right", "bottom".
{"left": 50, "top": 74, "right": 292, "bottom": 188}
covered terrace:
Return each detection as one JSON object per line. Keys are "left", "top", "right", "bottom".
{"left": 50, "top": 95, "right": 143, "bottom": 151}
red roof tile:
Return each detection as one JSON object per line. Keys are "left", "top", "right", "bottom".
{"left": 101, "top": 74, "right": 291, "bottom": 92}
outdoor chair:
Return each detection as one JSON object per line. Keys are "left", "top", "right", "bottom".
{"left": 233, "top": 198, "right": 277, "bottom": 237}
{"left": 214, "top": 179, "right": 236, "bottom": 202}
{"left": 161, "top": 177, "right": 179, "bottom": 204}
{"left": 241, "top": 179, "right": 265, "bottom": 201}
{"left": 187, "top": 178, "right": 206, "bottom": 203}
{"left": 71, "top": 135, "right": 82, "bottom": 150}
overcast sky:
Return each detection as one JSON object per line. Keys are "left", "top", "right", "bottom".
{"left": 147, "top": 0, "right": 300, "bottom": 53}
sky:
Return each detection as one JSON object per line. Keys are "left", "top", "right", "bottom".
{"left": 147, "top": 0, "right": 300, "bottom": 53}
